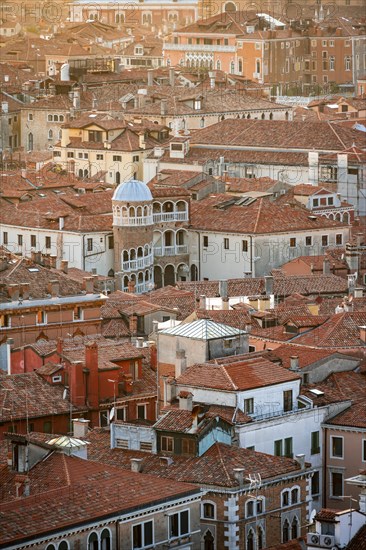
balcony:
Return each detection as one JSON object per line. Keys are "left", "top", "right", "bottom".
{"left": 154, "top": 245, "right": 188, "bottom": 257}
{"left": 153, "top": 211, "right": 188, "bottom": 223}
{"left": 122, "top": 254, "right": 153, "bottom": 272}
{"left": 163, "top": 43, "right": 236, "bottom": 53}
{"left": 251, "top": 404, "right": 312, "bottom": 422}
{"left": 114, "top": 215, "right": 153, "bottom": 227}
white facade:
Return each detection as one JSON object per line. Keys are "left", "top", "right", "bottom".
{"left": 0, "top": 224, "right": 114, "bottom": 276}
{"left": 189, "top": 226, "right": 350, "bottom": 279}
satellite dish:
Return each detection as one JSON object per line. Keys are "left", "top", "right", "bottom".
{"left": 109, "top": 407, "right": 115, "bottom": 422}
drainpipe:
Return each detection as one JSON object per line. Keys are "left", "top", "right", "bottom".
{"left": 83, "top": 235, "right": 86, "bottom": 271}
{"left": 249, "top": 235, "right": 253, "bottom": 277}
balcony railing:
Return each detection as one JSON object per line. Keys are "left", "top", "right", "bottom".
{"left": 122, "top": 254, "right": 153, "bottom": 272}
{"left": 153, "top": 211, "right": 188, "bottom": 223}
{"left": 154, "top": 245, "right": 188, "bottom": 257}
{"left": 114, "top": 215, "right": 153, "bottom": 226}
{"left": 163, "top": 43, "right": 236, "bottom": 53}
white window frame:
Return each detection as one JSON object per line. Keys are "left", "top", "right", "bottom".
{"left": 201, "top": 500, "right": 216, "bottom": 519}
{"left": 362, "top": 439, "right": 366, "bottom": 462}
{"left": 330, "top": 435, "right": 344, "bottom": 459}
{"left": 168, "top": 509, "right": 190, "bottom": 540}
{"left": 137, "top": 403, "right": 147, "bottom": 420}
{"left": 330, "top": 469, "right": 344, "bottom": 498}
{"left": 132, "top": 519, "right": 154, "bottom": 549}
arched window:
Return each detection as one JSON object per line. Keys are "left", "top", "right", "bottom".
{"left": 200, "top": 117, "right": 205, "bottom": 128}
{"left": 101, "top": 528, "right": 111, "bottom": 550}
{"left": 202, "top": 501, "right": 215, "bottom": 519}
{"left": 58, "top": 129, "right": 62, "bottom": 139}
{"left": 78, "top": 169, "right": 83, "bottom": 178}
{"left": 59, "top": 542, "right": 69, "bottom": 550}
{"left": 285, "top": 111, "right": 289, "bottom": 120}
{"left": 48, "top": 114, "right": 52, "bottom": 121}
{"left": 282, "top": 519, "right": 290, "bottom": 543}
{"left": 204, "top": 529, "right": 214, "bottom": 550}
{"left": 84, "top": 169, "right": 88, "bottom": 178}
{"left": 216, "top": 60, "right": 221, "bottom": 70}
{"left": 54, "top": 114, "right": 59, "bottom": 122}
{"left": 258, "top": 526, "right": 264, "bottom": 549}
{"left": 246, "top": 500, "right": 254, "bottom": 517}
{"left": 225, "top": 1, "right": 237, "bottom": 11}
{"left": 48, "top": 129, "right": 53, "bottom": 139}
{"left": 247, "top": 528, "right": 254, "bottom": 550}
{"left": 116, "top": 171, "right": 121, "bottom": 185}
{"left": 88, "top": 531, "right": 99, "bottom": 550}
{"left": 269, "top": 112, "right": 273, "bottom": 120}
{"left": 45, "top": 545, "right": 56, "bottom": 550}
{"left": 28, "top": 132, "right": 34, "bottom": 151}
{"left": 238, "top": 59, "right": 243, "bottom": 73}
{"left": 230, "top": 61, "right": 235, "bottom": 74}
{"left": 261, "top": 113, "right": 265, "bottom": 120}
{"left": 291, "top": 516, "right": 299, "bottom": 539}
{"left": 282, "top": 489, "right": 290, "bottom": 507}
{"left": 291, "top": 487, "right": 299, "bottom": 504}
{"left": 60, "top": 115, "right": 64, "bottom": 122}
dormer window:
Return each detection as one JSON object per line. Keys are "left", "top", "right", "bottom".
{"left": 135, "top": 45, "right": 143, "bottom": 55}
{"left": 194, "top": 100, "right": 201, "bottom": 110}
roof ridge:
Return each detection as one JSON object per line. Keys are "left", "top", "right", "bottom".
{"left": 62, "top": 452, "right": 72, "bottom": 486}
{"left": 222, "top": 364, "right": 238, "bottom": 390}
{"left": 252, "top": 198, "right": 263, "bottom": 233}
{"left": 215, "top": 443, "right": 234, "bottom": 484}
{"left": 327, "top": 121, "right": 348, "bottom": 150}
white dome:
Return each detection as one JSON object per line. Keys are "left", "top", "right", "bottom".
{"left": 112, "top": 179, "right": 152, "bottom": 203}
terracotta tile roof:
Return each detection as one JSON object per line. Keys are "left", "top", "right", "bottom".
{"left": 190, "top": 195, "right": 348, "bottom": 234}
{"left": 177, "top": 356, "right": 300, "bottom": 391}
{"left": 190, "top": 119, "right": 364, "bottom": 151}
{"left": 154, "top": 409, "right": 223, "bottom": 434}
{"left": 0, "top": 371, "right": 83, "bottom": 422}
{"left": 87, "top": 436, "right": 302, "bottom": 489}
{"left": 348, "top": 525, "right": 366, "bottom": 550}
{"left": 266, "top": 538, "right": 305, "bottom": 550}
{"left": 268, "top": 345, "right": 341, "bottom": 370}
{"left": 0, "top": 452, "right": 199, "bottom": 546}
{"left": 178, "top": 274, "right": 349, "bottom": 299}
{"left": 326, "top": 401, "right": 366, "bottom": 428}
{"left": 292, "top": 312, "right": 366, "bottom": 348}
{"left": 314, "top": 509, "right": 339, "bottom": 521}
{"left": 102, "top": 318, "right": 130, "bottom": 338}
{"left": 197, "top": 309, "right": 252, "bottom": 331}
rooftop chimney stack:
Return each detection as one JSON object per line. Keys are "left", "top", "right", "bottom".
{"left": 233, "top": 467, "right": 245, "bottom": 487}
{"left": 131, "top": 458, "right": 143, "bottom": 472}
{"left": 264, "top": 275, "right": 274, "bottom": 295}
{"left": 290, "top": 356, "right": 299, "bottom": 371}
{"left": 73, "top": 418, "right": 90, "bottom": 438}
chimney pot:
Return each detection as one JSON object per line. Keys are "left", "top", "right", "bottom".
{"left": 290, "top": 355, "right": 299, "bottom": 371}
{"left": 131, "top": 458, "right": 143, "bottom": 472}
{"left": 72, "top": 418, "right": 90, "bottom": 438}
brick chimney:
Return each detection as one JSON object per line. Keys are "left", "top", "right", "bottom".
{"left": 7, "top": 284, "right": 20, "bottom": 301}
{"left": 178, "top": 391, "right": 193, "bottom": 411}
{"left": 20, "top": 283, "right": 30, "bottom": 300}
{"left": 73, "top": 418, "right": 90, "bottom": 438}
{"left": 82, "top": 277, "right": 94, "bottom": 294}
{"left": 48, "top": 280, "right": 60, "bottom": 297}
{"left": 61, "top": 260, "right": 68, "bottom": 274}
{"left": 129, "top": 315, "right": 138, "bottom": 334}
{"left": 85, "top": 342, "right": 99, "bottom": 408}
{"left": 149, "top": 341, "right": 157, "bottom": 371}
{"left": 69, "top": 361, "right": 86, "bottom": 407}
{"left": 360, "top": 326, "right": 366, "bottom": 344}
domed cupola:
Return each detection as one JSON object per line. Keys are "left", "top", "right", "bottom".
{"left": 112, "top": 179, "right": 153, "bottom": 227}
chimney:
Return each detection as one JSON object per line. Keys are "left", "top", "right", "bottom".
{"left": 178, "top": 391, "right": 193, "bottom": 411}
{"left": 245, "top": 323, "right": 252, "bottom": 334}
{"left": 1, "top": 101, "right": 9, "bottom": 113}
{"left": 48, "top": 280, "right": 60, "bottom": 297}
{"left": 137, "top": 88, "right": 147, "bottom": 108}
{"left": 8, "top": 284, "right": 20, "bottom": 302}
{"left": 20, "top": 283, "right": 30, "bottom": 300}
{"left": 73, "top": 88, "right": 80, "bottom": 110}
{"left": 92, "top": 97, "right": 98, "bottom": 110}
{"left": 175, "top": 348, "right": 187, "bottom": 378}
{"left": 359, "top": 326, "right": 366, "bottom": 344}
{"left": 219, "top": 279, "right": 228, "bottom": 299}
{"left": 290, "top": 356, "right": 299, "bottom": 371}
{"left": 348, "top": 274, "right": 356, "bottom": 295}
{"left": 73, "top": 418, "right": 90, "bottom": 438}
{"left": 160, "top": 98, "right": 168, "bottom": 116}
{"left": 139, "top": 132, "right": 146, "bottom": 150}
{"left": 295, "top": 454, "right": 305, "bottom": 469}
{"left": 83, "top": 276, "right": 94, "bottom": 294}
{"left": 147, "top": 69, "right": 154, "bottom": 87}
{"left": 222, "top": 297, "right": 229, "bottom": 311}
{"left": 129, "top": 315, "right": 138, "bottom": 334}
{"left": 21, "top": 168, "right": 27, "bottom": 179}
{"left": 57, "top": 337, "right": 63, "bottom": 355}
{"left": 61, "top": 260, "right": 68, "bottom": 274}
{"left": 85, "top": 342, "right": 99, "bottom": 407}
{"left": 169, "top": 67, "right": 175, "bottom": 87}
{"left": 136, "top": 337, "right": 144, "bottom": 348}
{"left": 308, "top": 151, "right": 319, "bottom": 185}
{"left": 323, "top": 258, "right": 330, "bottom": 274}
{"left": 208, "top": 71, "right": 216, "bottom": 89}
{"left": 127, "top": 280, "right": 136, "bottom": 293}
{"left": 354, "top": 288, "right": 363, "bottom": 298}
{"left": 199, "top": 295, "right": 207, "bottom": 310}
{"left": 131, "top": 458, "right": 143, "bottom": 472}
{"left": 59, "top": 217, "right": 64, "bottom": 231}
{"left": 264, "top": 275, "right": 274, "bottom": 295}
{"left": 233, "top": 467, "right": 245, "bottom": 487}
{"left": 50, "top": 255, "right": 57, "bottom": 269}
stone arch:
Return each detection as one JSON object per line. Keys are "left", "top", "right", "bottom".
{"left": 224, "top": 1, "right": 236, "bottom": 12}
{"left": 190, "top": 264, "right": 198, "bottom": 281}
{"left": 203, "top": 529, "right": 215, "bottom": 550}
{"left": 164, "top": 264, "right": 175, "bottom": 286}
{"left": 154, "top": 265, "right": 163, "bottom": 288}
